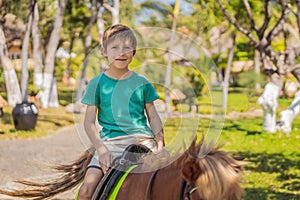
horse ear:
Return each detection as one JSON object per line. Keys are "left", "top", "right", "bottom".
{"left": 181, "top": 159, "right": 201, "bottom": 184}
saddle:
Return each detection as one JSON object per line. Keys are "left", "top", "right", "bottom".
{"left": 91, "top": 144, "right": 151, "bottom": 200}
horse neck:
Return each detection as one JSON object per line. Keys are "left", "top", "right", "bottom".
{"left": 149, "top": 155, "right": 187, "bottom": 199}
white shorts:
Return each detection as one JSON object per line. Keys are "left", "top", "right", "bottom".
{"left": 87, "top": 134, "right": 158, "bottom": 170}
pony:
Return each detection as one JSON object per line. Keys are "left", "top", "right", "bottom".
{"left": 0, "top": 138, "right": 245, "bottom": 200}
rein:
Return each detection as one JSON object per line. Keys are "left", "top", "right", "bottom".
{"left": 145, "top": 170, "right": 158, "bottom": 200}
{"left": 179, "top": 180, "right": 199, "bottom": 200}
{"left": 145, "top": 170, "right": 199, "bottom": 200}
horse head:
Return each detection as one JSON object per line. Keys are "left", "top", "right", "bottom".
{"left": 181, "top": 139, "right": 245, "bottom": 200}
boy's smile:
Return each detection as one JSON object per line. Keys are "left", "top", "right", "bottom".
{"left": 115, "top": 57, "right": 128, "bottom": 61}
{"left": 103, "top": 38, "right": 135, "bottom": 71}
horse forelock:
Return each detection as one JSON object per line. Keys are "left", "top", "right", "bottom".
{"left": 190, "top": 140, "right": 245, "bottom": 200}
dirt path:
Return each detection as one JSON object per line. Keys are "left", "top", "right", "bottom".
{"left": 0, "top": 124, "right": 89, "bottom": 200}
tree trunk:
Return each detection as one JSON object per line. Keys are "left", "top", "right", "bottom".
{"left": 0, "top": 26, "right": 22, "bottom": 106}
{"left": 258, "top": 52, "right": 284, "bottom": 133}
{"left": 292, "top": 68, "right": 300, "bottom": 83}
{"left": 165, "top": 0, "right": 180, "bottom": 115}
{"left": 297, "top": 0, "right": 300, "bottom": 35}
{"left": 48, "top": 76, "right": 59, "bottom": 107}
{"left": 39, "top": 0, "right": 68, "bottom": 108}
{"left": 222, "top": 35, "right": 235, "bottom": 111}
{"left": 21, "top": 0, "right": 33, "bottom": 102}
{"left": 97, "top": 5, "right": 105, "bottom": 45}
{"left": 97, "top": 5, "right": 106, "bottom": 75}
{"left": 103, "top": 0, "right": 120, "bottom": 25}
{"left": 32, "top": 0, "right": 44, "bottom": 90}
{"left": 112, "top": 0, "right": 119, "bottom": 25}
{"left": 75, "top": 0, "right": 97, "bottom": 109}
{"left": 66, "top": 35, "right": 74, "bottom": 86}
{"left": 254, "top": 50, "right": 261, "bottom": 94}
{"left": 257, "top": 81, "right": 280, "bottom": 133}
{"left": 277, "top": 89, "right": 300, "bottom": 135}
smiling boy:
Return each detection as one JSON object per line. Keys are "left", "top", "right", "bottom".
{"left": 78, "top": 24, "right": 165, "bottom": 199}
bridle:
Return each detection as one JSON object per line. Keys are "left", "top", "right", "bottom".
{"left": 179, "top": 180, "right": 199, "bottom": 200}
{"left": 145, "top": 170, "right": 199, "bottom": 200}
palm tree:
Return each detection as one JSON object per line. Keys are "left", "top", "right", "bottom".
{"left": 39, "top": 0, "right": 68, "bottom": 108}
{"left": 165, "top": 0, "right": 181, "bottom": 115}
{"left": 0, "top": 0, "right": 22, "bottom": 106}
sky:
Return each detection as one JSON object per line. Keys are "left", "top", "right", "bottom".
{"left": 133, "top": 0, "right": 194, "bottom": 25}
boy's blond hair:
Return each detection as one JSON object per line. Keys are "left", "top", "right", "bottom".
{"left": 102, "top": 24, "right": 137, "bottom": 55}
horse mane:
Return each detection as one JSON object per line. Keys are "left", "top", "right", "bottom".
{"left": 141, "top": 137, "right": 245, "bottom": 200}
{"left": 139, "top": 141, "right": 190, "bottom": 172}
{"left": 187, "top": 138, "right": 245, "bottom": 200}
{"left": 140, "top": 137, "right": 215, "bottom": 171}
{"left": 0, "top": 148, "right": 95, "bottom": 200}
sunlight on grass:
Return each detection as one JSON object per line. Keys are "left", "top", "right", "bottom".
{"left": 0, "top": 106, "right": 75, "bottom": 140}
{"left": 218, "top": 117, "right": 300, "bottom": 200}
{"left": 162, "top": 115, "right": 300, "bottom": 199}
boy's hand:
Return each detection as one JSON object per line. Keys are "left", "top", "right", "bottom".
{"left": 97, "top": 146, "right": 112, "bottom": 174}
{"left": 157, "top": 144, "right": 164, "bottom": 152}
{"left": 156, "top": 146, "right": 170, "bottom": 158}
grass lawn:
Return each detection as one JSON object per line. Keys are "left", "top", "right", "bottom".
{"left": 219, "top": 117, "right": 300, "bottom": 200}
{"left": 163, "top": 116, "right": 300, "bottom": 200}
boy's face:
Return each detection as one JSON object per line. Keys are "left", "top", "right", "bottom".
{"left": 102, "top": 37, "right": 135, "bottom": 70}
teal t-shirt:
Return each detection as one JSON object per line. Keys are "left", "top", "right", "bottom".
{"left": 81, "top": 72, "right": 159, "bottom": 140}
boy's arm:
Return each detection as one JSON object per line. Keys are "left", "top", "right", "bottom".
{"left": 145, "top": 101, "right": 165, "bottom": 151}
{"left": 84, "top": 105, "right": 112, "bottom": 173}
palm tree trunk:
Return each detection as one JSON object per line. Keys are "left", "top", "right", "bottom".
{"left": 254, "top": 50, "right": 261, "bottom": 94}
{"left": 32, "top": 0, "right": 44, "bottom": 90}
{"left": 222, "top": 35, "right": 235, "bottom": 111}
{"left": 103, "top": 0, "right": 119, "bottom": 25}
{"left": 165, "top": 0, "right": 180, "bottom": 115}
{"left": 97, "top": 5, "right": 105, "bottom": 45}
{"left": 40, "top": 0, "right": 68, "bottom": 108}
{"left": 0, "top": 26, "right": 21, "bottom": 106}
{"left": 21, "top": 0, "right": 34, "bottom": 102}
{"left": 75, "top": 0, "right": 97, "bottom": 107}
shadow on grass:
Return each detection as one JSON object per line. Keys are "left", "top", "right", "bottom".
{"left": 243, "top": 187, "right": 299, "bottom": 200}
{"left": 223, "top": 120, "right": 263, "bottom": 135}
{"left": 0, "top": 112, "right": 13, "bottom": 124}
{"left": 1, "top": 112, "right": 74, "bottom": 127}
{"left": 235, "top": 151, "right": 300, "bottom": 200}
{"left": 38, "top": 114, "right": 75, "bottom": 126}
{"left": 58, "top": 90, "right": 74, "bottom": 106}
{"left": 237, "top": 152, "right": 300, "bottom": 174}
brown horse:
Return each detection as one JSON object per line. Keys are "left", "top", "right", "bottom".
{"left": 0, "top": 138, "right": 245, "bottom": 200}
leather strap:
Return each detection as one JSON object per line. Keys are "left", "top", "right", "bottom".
{"left": 145, "top": 170, "right": 158, "bottom": 200}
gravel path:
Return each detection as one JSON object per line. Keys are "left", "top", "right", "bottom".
{"left": 0, "top": 124, "right": 90, "bottom": 200}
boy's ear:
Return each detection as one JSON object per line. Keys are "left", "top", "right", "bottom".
{"left": 101, "top": 47, "right": 107, "bottom": 57}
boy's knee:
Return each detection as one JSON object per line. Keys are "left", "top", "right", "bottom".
{"left": 78, "top": 185, "right": 94, "bottom": 199}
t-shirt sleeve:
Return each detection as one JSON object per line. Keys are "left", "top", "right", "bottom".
{"left": 144, "top": 81, "right": 159, "bottom": 104}
{"left": 81, "top": 76, "right": 100, "bottom": 106}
